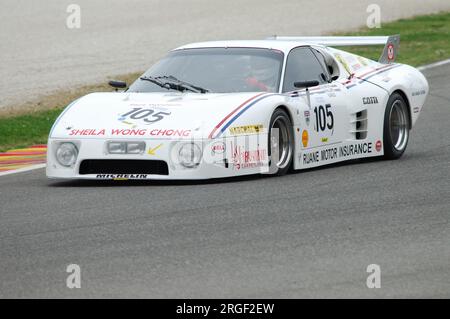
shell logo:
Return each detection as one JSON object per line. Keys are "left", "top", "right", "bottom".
{"left": 302, "top": 130, "right": 309, "bottom": 147}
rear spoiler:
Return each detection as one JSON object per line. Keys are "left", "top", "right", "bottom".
{"left": 266, "top": 35, "right": 400, "bottom": 64}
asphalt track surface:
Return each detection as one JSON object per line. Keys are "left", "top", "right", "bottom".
{"left": 0, "top": 64, "right": 449, "bottom": 298}
{"left": 1, "top": 0, "right": 450, "bottom": 110}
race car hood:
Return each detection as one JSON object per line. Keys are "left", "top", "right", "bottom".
{"left": 50, "top": 92, "right": 266, "bottom": 140}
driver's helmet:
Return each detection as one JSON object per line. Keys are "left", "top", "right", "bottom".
{"left": 246, "top": 56, "right": 278, "bottom": 90}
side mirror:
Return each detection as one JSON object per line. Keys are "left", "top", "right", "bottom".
{"left": 108, "top": 80, "right": 127, "bottom": 90}
{"left": 294, "top": 80, "right": 320, "bottom": 89}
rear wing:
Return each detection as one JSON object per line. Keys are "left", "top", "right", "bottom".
{"left": 267, "top": 35, "right": 400, "bottom": 64}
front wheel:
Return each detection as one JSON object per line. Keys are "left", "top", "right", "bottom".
{"left": 268, "top": 108, "right": 294, "bottom": 175}
{"left": 383, "top": 93, "right": 410, "bottom": 159}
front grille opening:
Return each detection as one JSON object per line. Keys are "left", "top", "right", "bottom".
{"left": 79, "top": 160, "right": 169, "bottom": 175}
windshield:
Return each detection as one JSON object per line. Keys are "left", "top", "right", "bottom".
{"left": 128, "top": 48, "right": 284, "bottom": 93}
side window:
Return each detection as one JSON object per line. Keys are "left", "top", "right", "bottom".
{"left": 283, "top": 47, "right": 328, "bottom": 92}
{"left": 312, "top": 49, "right": 331, "bottom": 81}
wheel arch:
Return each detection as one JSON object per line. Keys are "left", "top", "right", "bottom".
{"left": 273, "top": 104, "right": 295, "bottom": 126}
{"left": 268, "top": 104, "right": 296, "bottom": 175}
{"left": 391, "top": 89, "right": 412, "bottom": 129}
{"left": 272, "top": 104, "right": 296, "bottom": 148}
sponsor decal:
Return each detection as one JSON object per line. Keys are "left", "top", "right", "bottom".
{"left": 357, "top": 56, "right": 369, "bottom": 67}
{"left": 387, "top": 43, "right": 395, "bottom": 61}
{"left": 321, "top": 137, "right": 328, "bottom": 143}
{"left": 69, "top": 129, "right": 105, "bottom": 136}
{"left": 315, "top": 96, "right": 326, "bottom": 103}
{"left": 149, "top": 129, "right": 191, "bottom": 137}
{"left": 121, "top": 121, "right": 136, "bottom": 127}
{"left": 321, "top": 147, "right": 339, "bottom": 161}
{"left": 352, "top": 63, "right": 362, "bottom": 71}
{"left": 211, "top": 142, "right": 225, "bottom": 154}
{"left": 304, "top": 110, "right": 310, "bottom": 126}
{"left": 118, "top": 107, "right": 171, "bottom": 126}
{"left": 68, "top": 128, "right": 191, "bottom": 137}
{"left": 147, "top": 143, "right": 163, "bottom": 155}
{"left": 412, "top": 89, "right": 426, "bottom": 96}
{"left": 230, "top": 142, "right": 268, "bottom": 170}
{"left": 334, "top": 53, "right": 351, "bottom": 74}
{"left": 375, "top": 140, "right": 382, "bottom": 152}
{"left": 339, "top": 142, "right": 372, "bottom": 157}
{"left": 362, "top": 97, "right": 379, "bottom": 105}
{"left": 112, "top": 128, "right": 147, "bottom": 136}
{"left": 303, "top": 150, "right": 320, "bottom": 164}
{"left": 302, "top": 142, "right": 374, "bottom": 165}
{"left": 129, "top": 103, "right": 181, "bottom": 108}
{"left": 229, "top": 124, "right": 264, "bottom": 135}
{"left": 313, "top": 104, "right": 334, "bottom": 133}
{"left": 96, "top": 174, "right": 148, "bottom": 179}
{"left": 413, "top": 107, "right": 420, "bottom": 114}
{"left": 302, "top": 130, "right": 309, "bottom": 148}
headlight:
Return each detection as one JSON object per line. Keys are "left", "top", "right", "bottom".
{"left": 56, "top": 142, "right": 78, "bottom": 167}
{"left": 126, "top": 142, "right": 145, "bottom": 154}
{"left": 107, "top": 142, "right": 126, "bottom": 154}
{"left": 107, "top": 141, "right": 145, "bottom": 154}
{"left": 178, "top": 143, "right": 202, "bottom": 168}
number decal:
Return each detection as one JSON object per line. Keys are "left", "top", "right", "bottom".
{"left": 121, "top": 108, "right": 140, "bottom": 117}
{"left": 144, "top": 111, "right": 171, "bottom": 123}
{"left": 120, "top": 108, "right": 171, "bottom": 124}
{"left": 313, "top": 104, "right": 334, "bottom": 132}
{"left": 130, "top": 109, "right": 154, "bottom": 120}
{"left": 326, "top": 104, "right": 334, "bottom": 129}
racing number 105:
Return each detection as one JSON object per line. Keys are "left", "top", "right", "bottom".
{"left": 313, "top": 104, "right": 334, "bottom": 132}
{"left": 121, "top": 107, "right": 171, "bottom": 123}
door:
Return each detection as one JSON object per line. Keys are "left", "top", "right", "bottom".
{"left": 282, "top": 46, "right": 350, "bottom": 168}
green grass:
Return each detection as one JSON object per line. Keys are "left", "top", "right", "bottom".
{"left": 0, "top": 12, "right": 449, "bottom": 152}
{"left": 0, "top": 109, "right": 61, "bottom": 152}
{"left": 337, "top": 12, "right": 450, "bottom": 66}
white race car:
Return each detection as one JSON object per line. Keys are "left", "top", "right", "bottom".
{"left": 47, "top": 35, "right": 428, "bottom": 180}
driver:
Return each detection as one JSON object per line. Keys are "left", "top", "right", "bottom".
{"left": 244, "top": 56, "right": 278, "bottom": 92}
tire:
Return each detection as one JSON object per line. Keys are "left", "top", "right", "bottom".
{"left": 268, "top": 108, "right": 294, "bottom": 175}
{"left": 383, "top": 93, "right": 410, "bottom": 159}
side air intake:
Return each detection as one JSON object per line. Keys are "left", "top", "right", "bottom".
{"left": 351, "top": 110, "right": 368, "bottom": 140}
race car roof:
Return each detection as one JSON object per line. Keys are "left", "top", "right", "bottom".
{"left": 173, "top": 40, "right": 324, "bottom": 54}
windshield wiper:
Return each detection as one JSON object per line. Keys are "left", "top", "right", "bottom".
{"left": 160, "top": 76, "right": 210, "bottom": 94}
{"left": 139, "top": 76, "right": 168, "bottom": 90}
{"left": 140, "top": 75, "right": 209, "bottom": 93}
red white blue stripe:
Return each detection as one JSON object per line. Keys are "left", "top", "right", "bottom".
{"left": 209, "top": 92, "right": 275, "bottom": 139}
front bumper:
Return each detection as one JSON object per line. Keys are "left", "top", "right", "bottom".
{"left": 46, "top": 135, "right": 269, "bottom": 180}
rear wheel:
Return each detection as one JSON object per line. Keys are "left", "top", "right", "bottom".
{"left": 383, "top": 93, "right": 410, "bottom": 159}
{"left": 269, "top": 109, "right": 294, "bottom": 175}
